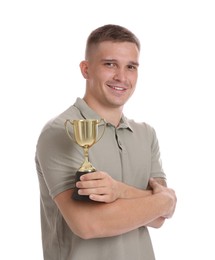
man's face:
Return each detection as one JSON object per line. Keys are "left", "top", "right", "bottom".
{"left": 82, "top": 41, "right": 140, "bottom": 110}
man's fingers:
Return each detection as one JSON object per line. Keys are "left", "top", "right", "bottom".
{"left": 76, "top": 179, "right": 103, "bottom": 189}
{"left": 78, "top": 187, "right": 106, "bottom": 196}
{"left": 89, "top": 194, "right": 109, "bottom": 203}
{"left": 80, "top": 171, "right": 105, "bottom": 181}
{"left": 149, "top": 178, "right": 159, "bottom": 188}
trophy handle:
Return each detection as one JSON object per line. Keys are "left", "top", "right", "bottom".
{"left": 64, "top": 119, "right": 74, "bottom": 142}
{"left": 96, "top": 118, "right": 106, "bottom": 143}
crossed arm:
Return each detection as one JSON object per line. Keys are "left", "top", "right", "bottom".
{"left": 54, "top": 172, "right": 176, "bottom": 239}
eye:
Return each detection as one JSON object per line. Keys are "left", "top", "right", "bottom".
{"left": 104, "top": 62, "right": 116, "bottom": 68}
{"left": 127, "top": 64, "right": 137, "bottom": 70}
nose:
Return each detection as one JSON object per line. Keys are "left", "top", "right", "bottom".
{"left": 113, "top": 68, "right": 127, "bottom": 81}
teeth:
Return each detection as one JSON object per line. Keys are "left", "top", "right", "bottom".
{"left": 113, "top": 86, "right": 124, "bottom": 90}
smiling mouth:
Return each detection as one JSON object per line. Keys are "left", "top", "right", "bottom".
{"left": 107, "top": 85, "right": 127, "bottom": 91}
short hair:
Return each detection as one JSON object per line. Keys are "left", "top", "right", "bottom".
{"left": 85, "top": 24, "right": 140, "bottom": 59}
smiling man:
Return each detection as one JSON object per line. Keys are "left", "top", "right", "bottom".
{"left": 35, "top": 24, "right": 177, "bottom": 260}
{"left": 82, "top": 40, "right": 139, "bottom": 119}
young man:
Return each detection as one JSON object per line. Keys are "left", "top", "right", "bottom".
{"left": 35, "top": 24, "right": 177, "bottom": 260}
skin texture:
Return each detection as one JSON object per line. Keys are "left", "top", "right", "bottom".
{"left": 54, "top": 41, "right": 177, "bottom": 239}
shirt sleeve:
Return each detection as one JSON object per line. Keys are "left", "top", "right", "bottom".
{"left": 36, "top": 121, "right": 83, "bottom": 199}
{"left": 150, "top": 127, "right": 166, "bottom": 180}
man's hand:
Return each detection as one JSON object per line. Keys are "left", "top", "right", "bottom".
{"left": 149, "top": 178, "right": 177, "bottom": 219}
{"left": 76, "top": 171, "right": 120, "bottom": 203}
{"left": 76, "top": 173, "right": 177, "bottom": 220}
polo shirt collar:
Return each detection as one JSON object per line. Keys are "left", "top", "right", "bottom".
{"left": 119, "top": 115, "right": 133, "bottom": 132}
{"left": 74, "top": 98, "right": 133, "bottom": 132}
{"left": 74, "top": 97, "right": 101, "bottom": 120}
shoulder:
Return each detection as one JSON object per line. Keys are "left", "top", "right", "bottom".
{"left": 125, "top": 118, "right": 160, "bottom": 147}
{"left": 126, "top": 118, "right": 156, "bottom": 136}
{"left": 36, "top": 104, "right": 81, "bottom": 150}
{"left": 39, "top": 105, "right": 81, "bottom": 136}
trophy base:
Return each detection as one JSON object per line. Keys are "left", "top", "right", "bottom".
{"left": 72, "top": 170, "right": 95, "bottom": 202}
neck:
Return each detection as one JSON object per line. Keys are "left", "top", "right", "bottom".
{"left": 83, "top": 97, "right": 123, "bottom": 127}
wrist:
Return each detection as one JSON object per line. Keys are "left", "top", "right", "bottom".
{"left": 118, "top": 182, "right": 152, "bottom": 199}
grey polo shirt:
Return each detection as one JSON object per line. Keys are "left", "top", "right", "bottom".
{"left": 35, "top": 97, "right": 166, "bottom": 260}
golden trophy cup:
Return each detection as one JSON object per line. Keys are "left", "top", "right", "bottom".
{"left": 65, "top": 119, "right": 106, "bottom": 201}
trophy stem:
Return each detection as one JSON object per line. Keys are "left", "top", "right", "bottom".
{"left": 79, "top": 146, "right": 96, "bottom": 172}
{"left": 73, "top": 146, "right": 96, "bottom": 202}
{"left": 83, "top": 146, "right": 89, "bottom": 160}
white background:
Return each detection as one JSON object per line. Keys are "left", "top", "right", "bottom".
{"left": 0, "top": 0, "right": 215, "bottom": 259}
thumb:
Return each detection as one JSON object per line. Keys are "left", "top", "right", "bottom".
{"left": 149, "top": 178, "right": 156, "bottom": 187}
{"left": 148, "top": 178, "right": 161, "bottom": 190}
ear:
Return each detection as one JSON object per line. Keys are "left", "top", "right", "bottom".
{"left": 79, "top": 60, "right": 89, "bottom": 79}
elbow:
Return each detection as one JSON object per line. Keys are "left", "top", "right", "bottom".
{"left": 75, "top": 232, "right": 92, "bottom": 240}
{"left": 147, "top": 217, "right": 166, "bottom": 229}
{"left": 71, "top": 220, "right": 104, "bottom": 240}
{"left": 75, "top": 229, "right": 96, "bottom": 240}
{"left": 152, "top": 221, "right": 165, "bottom": 229}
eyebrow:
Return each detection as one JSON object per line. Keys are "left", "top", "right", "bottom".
{"left": 101, "top": 59, "right": 139, "bottom": 67}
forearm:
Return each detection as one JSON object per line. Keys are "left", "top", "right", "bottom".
{"left": 116, "top": 180, "right": 167, "bottom": 229}
{"left": 55, "top": 189, "right": 169, "bottom": 239}
{"left": 77, "top": 172, "right": 166, "bottom": 202}
{"left": 108, "top": 181, "right": 166, "bottom": 229}
{"left": 117, "top": 181, "right": 152, "bottom": 199}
